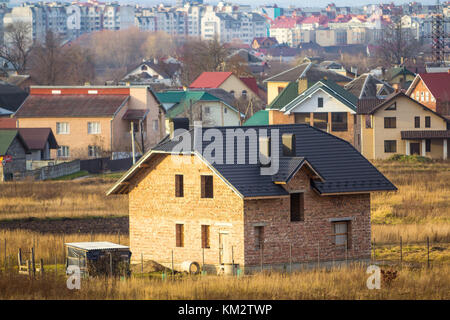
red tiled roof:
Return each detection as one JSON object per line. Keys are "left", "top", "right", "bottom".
{"left": 15, "top": 95, "right": 129, "bottom": 118}
{"left": 189, "top": 72, "right": 233, "bottom": 89}
{"left": 419, "top": 73, "right": 450, "bottom": 101}
{"left": 271, "top": 16, "right": 304, "bottom": 29}
{"left": 0, "top": 118, "right": 16, "bottom": 129}
{"left": 239, "top": 77, "right": 259, "bottom": 96}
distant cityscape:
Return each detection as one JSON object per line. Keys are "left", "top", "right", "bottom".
{"left": 0, "top": 0, "right": 448, "bottom": 48}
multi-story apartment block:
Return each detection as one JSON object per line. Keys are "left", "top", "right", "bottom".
{"left": 3, "top": 5, "right": 47, "bottom": 43}
{"left": 201, "top": 9, "right": 267, "bottom": 44}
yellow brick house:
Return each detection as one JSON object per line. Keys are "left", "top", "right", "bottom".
{"left": 356, "top": 92, "right": 449, "bottom": 160}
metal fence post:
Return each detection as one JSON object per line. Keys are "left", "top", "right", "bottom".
{"left": 427, "top": 237, "right": 430, "bottom": 268}
{"left": 317, "top": 241, "right": 320, "bottom": 268}
{"left": 400, "top": 236, "right": 403, "bottom": 266}
{"left": 289, "top": 243, "right": 292, "bottom": 273}
{"left": 141, "top": 252, "right": 143, "bottom": 273}
{"left": 171, "top": 250, "right": 174, "bottom": 279}
{"left": 4, "top": 238, "right": 6, "bottom": 271}
{"left": 202, "top": 248, "right": 205, "bottom": 274}
{"left": 231, "top": 246, "right": 235, "bottom": 276}
{"left": 109, "top": 252, "right": 113, "bottom": 277}
{"left": 372, "top": 238, "right": 376, "bottom": 262}
{"left": 260, "top": 246, "right": 263, "bottom": 272}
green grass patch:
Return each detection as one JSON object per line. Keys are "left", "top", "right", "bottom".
{"left": 387, "top": 154, "right": 432, "bottom": 163}
{"left": 52, "top": 171, "right": 89, "bottom": 181}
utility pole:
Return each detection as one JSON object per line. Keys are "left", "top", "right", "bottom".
{"left": 130, "top": 122, "right": 136, "bottom": 165}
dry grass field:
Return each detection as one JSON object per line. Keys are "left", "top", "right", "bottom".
{"left": 371, "top": 161, "right": 450, "bottom": 243}
{"left": 0, "top": 264, "right": 448, "bottom": 300}
{"left": 0, "top": 177, "right": 127, "bottom": 220}
{"left": 0, "top": 160, "right": 448, "bottom": 300}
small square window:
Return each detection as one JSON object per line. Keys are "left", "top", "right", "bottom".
{"left": 384, "top": 140, "right": 397, "bottom": 153}
{"left": 318, "top": 97, "right": 324, "bottom": 108}
{"left": 414, "top": 116, "right": 420, "bottom": 128}
{"left": 87, "top": 122, "right": 101, "bottom": 134}
{"left": 384, "top": 117, "right": 396, "bottom": 128}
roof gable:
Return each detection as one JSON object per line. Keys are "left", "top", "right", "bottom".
{"left": 282, "top": 80, "right": 357, "bottom": 113}
{"left": 17, "top": 128, "right": 58, "bottom": 150}
{"left": 368, "top": 92, "right": 449, "bottom": 122}
{"left": 264, "top": 63, "right": 352, "bottom": 83}
{"left": 189, "top": 72, "right": 233, "bottom": 89}
{"left": 416, "top": 73, "right": 450, "bottom": 101}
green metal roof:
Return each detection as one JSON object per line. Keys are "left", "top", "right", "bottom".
{"left": 387, "top": 67, "right": 415, "bottom": 80}
{"left": 243, "top": 110, "right": 269, "bottom": 126}
{"left": 163, "top": 91, "right": 239, "bottom": 119}
{"left": 267, "top": 81, "right": 300, "bottom": 110}
{"left": 155, "top": 91, "right": 187, "bottom": 104}
{"left": 0, "top": 130, "right": 18, "bottom": 155}
{"left": 283, "top": 79, "right": 358, "bottom": 113}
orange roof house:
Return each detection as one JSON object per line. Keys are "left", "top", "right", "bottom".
{"left": 189, "top": 72, "right": 263, "bottom": 103}
{"left": 14, "top": 86, "right": 166, "bottom": 160}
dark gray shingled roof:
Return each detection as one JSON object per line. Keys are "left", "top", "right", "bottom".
{"left": 144, "top": 124, "right": 396, "bottom": 197}
{"left": 272, "top": 157, "right": 306, "bottom": 183}
{"left": 264, "top": 63, "right": 352, "bottom": 83}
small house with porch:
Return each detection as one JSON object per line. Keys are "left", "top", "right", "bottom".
{"left": 356, "top": 92, "right": 449, "bottom": 159}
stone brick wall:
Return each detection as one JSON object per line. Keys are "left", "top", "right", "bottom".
{"left": 128, "top": 155, "right": 371, "bottom": 271}
{"left": 243, "top": 167, "right": 371, "bottom": 267}
{"left": 128, "top": 154, "right": 245, "bottom": 270}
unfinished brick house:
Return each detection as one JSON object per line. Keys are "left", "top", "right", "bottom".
{"left": 108, "top": 124, "right": 396, "bottom": 273}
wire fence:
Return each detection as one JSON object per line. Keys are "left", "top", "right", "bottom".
{"left": 0, "top": 233, "right": 448, "bottom": 279}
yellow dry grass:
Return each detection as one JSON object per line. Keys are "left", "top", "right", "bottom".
{"left": 371, "top": 161, "right": 450, "bottom": 243}
{"left": 0, "top": 264, "right": 448, "bottom": 299}
{"left": 0, "top": 230, "right": 129, "bottom": 265}
{"left": 0, "top": 178, "right": 127, "bottom": 220}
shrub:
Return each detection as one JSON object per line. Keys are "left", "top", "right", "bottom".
{"left": 388, "top": 154, "right": 432, "bottom": 163}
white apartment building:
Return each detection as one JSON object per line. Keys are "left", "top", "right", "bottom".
{"left": 3, "top": 6, "right": 46, "bottom": 43}
{"left": 201, "top": 10, "right": 267, "bottom": 44}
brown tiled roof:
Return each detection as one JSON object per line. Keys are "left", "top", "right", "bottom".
{"left": 122, "top": 109, "right": 149, "bottom": 120}
{"left": 15, "top": 95, "right": 129, "bottom": 118}
{"left": 17, "top": 128, "right": 58, "bottom": 150}
{"left": 356, "top": 98, "right": 385, "bottom": 114}
{"left": 264, "top": 63, "right": 352, "bottom": 83}
{"left": 401, "top": 130, "right": 450, "bottom": 139}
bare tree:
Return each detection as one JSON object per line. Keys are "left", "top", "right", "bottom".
{"left": 29, "top": 31, "right": 64, "bottom": 85}
{"left": 376, "top": 15, "right": 420, "bottom": 67}
{"left": 0, "top": 21, "right": 33, "bottom": 73}
{"left": 178, "top": 36, "right": 229, "bottom": 85}
{"left": 29, "top": 31, "right": 95, "bottom": 85}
